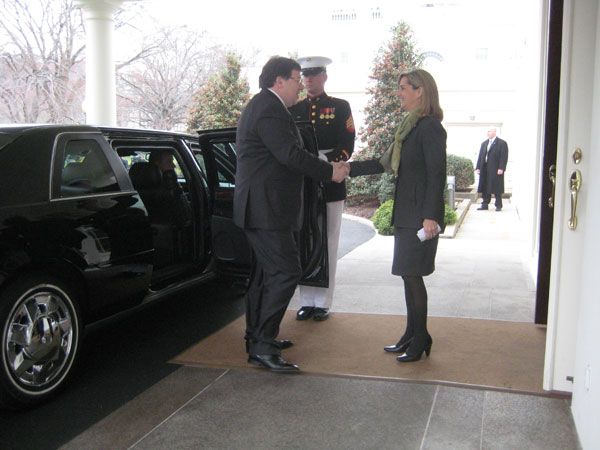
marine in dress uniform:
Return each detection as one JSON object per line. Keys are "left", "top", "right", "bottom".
{"left": 288, "top": 56, "right": 356, "bottom": 321}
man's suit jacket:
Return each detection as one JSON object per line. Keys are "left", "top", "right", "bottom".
{"left": 234, "top": 89, "right": 334, "bottom": 231}
{"left": 476, "top": 137, "right": 508, "bottom": 194}
{"left": 349, "top": 116, "right": 447, "bottom": 229}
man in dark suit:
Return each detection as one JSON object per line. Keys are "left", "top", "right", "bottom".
{"left": 234, "top": 56, "right": 348, "bottom": 372}
{"left": 475, "top": 127, "right": 509, "bottom": 211}
{"left": 289, "top": 56, "right": 356, "bottom": 322}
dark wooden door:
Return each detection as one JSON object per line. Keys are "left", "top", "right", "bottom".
{"left": 535, "top": 0, "right": 563, "bottom": 324}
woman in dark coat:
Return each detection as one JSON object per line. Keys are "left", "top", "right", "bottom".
{"left": 349, "top": 69, "right": 447, "bottom": 362}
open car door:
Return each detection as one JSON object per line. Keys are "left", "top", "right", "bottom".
{"left": 197, "top": 124, "right": 329, "bottom": 287}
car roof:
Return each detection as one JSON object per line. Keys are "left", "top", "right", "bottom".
{"left": 100, "top": 126, "right": 199, "bottom": 141}
{"left": 0, "top": 124, "right": 100, "bottom": 136}
{"left": 0, "top": 124, "right": 202, "bottom": 140}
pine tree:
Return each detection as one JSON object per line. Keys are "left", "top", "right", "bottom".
{"left": 186, "top": 53, "right": 251, "bottom": 131}
{"left": 348, "top": 22, "right": 423, "bottom": 203}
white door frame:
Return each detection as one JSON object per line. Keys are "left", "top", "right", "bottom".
{"left": 543, "top": 0, "right": 597, "bottom": 392}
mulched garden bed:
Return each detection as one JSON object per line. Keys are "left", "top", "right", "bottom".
{"left": 344, "top": 197, "right": 379, "bottom": 219}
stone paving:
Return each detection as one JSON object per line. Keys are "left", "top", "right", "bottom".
{"left": 292, "top": 197, "right": 536, "bottom": 323}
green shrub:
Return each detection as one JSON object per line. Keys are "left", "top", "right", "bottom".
{"left": 445, "top": 204, "right": 457, "bottom": 225}
{"left": 447, "top": 154, "right": 475, "bottom": 191}
{"left": 347, "top": 172, "right": 395, "bottom": 204}
{"left": 349, "top": 153, "right": 475, "bottom": 200}
{"left": 371, "top": 200, "right": 457, "bottom": 235}
{"left": 371, "top": 199, "right": 395, "bottom": 235}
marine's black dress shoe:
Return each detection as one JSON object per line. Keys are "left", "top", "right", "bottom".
{"left": 477, "top": 206, "right": 488, "bottom": 210}
{"left": 495, "top": 207, "right": 502, "bottom": 211}
{"left": 383, "top": 338, "right": 413, "bottom": 353}
{"left": 248, "top": 354, "right": 300, "bottom": 373}
{"left": 312, "top": 307, "right": 329, "bottom": 321}
{"left": 296, "top": 306, "right": 315, "bottom": 320}
{"left": 275, "top": 339, "right": 294, "bottom": 350}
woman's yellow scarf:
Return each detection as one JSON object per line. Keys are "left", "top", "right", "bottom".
{"left": 379, "top": 109, "right": 422, "bottom": 176}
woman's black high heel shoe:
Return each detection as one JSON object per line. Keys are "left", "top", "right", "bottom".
{"left": 383, "top": 337, "right": 413, "bottom": 353}
{"left": 396, "top": 337, "right": 432, "bottom": 362}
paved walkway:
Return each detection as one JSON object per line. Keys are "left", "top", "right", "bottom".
{"left": 292, "top": 197, "right": 536, "bottom": 323}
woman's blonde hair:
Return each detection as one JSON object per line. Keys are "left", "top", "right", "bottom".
{"left": 399, "top": 69, "right": 443, "bottom": 121}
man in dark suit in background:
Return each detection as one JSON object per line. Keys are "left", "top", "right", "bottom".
{"left": 234, "top": 56, "right": 348, "bottom": 372}
{"left": 475, "top": 127, "right": 509, "bottom": 211}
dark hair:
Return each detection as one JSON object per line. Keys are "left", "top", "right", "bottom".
{"left": 258, "top": 56, "right": 301, "bottom": 89}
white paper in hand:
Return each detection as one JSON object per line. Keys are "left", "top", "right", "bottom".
{"left": 417, "top": 224, "right": 442, "bottom": 242}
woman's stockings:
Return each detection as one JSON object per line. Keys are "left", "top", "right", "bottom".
{"left": 402, "top": 275, "right": 430, "bottom": 350}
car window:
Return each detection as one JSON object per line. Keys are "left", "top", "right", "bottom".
{"left": 60, "top": 139, "right": 119, "bottom": 197}
{"left": 211, "top": 142, "right": 236, "bottom": 188}
{"left": 189, "top": 143, "right": 206, "bottom": 173}
{"left": 118, "top": 147, "right": 189, "bottom": 186}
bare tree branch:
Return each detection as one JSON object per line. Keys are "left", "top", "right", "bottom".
{"left": 0, "top": 1, "right": 229, "bottom": 129}
{"left": 0, "top": 0, "right": 86, "bottom": 122}
{"left": 117, "top": 25, "right": 228, "bottom": 130}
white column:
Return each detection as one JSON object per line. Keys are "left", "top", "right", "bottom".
{"left": 76, "top": 0, "right": 124, "bottom": 126}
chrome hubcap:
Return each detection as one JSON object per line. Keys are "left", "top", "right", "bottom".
{"left": 4, "top": 287, "right": 74, "bottom": 390}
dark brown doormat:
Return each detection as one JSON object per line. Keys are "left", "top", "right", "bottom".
{"left": 171, "top": 311, "right": 547, "bottom": 394}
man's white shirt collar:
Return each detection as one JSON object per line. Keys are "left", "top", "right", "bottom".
{"left": 268, "top": 88, "right": 287, "bottom": 108}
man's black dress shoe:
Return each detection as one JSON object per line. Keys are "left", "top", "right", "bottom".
{"left": 495, "top": 207, "right": 502, "bottom": 211}
{"left": 246, "top": 339, "right": 293, "bottom": 352}
{"left": 248, "top": 354, "right": 299, "bottom": 373}
{"left": 275, "top": 339, "right": 294, "bottom": 350}
{"left": 477, "top": 206, "right": 488, "bottom": 210}
{"left": 313, "top": 307, "right": 329, "bottom": 321}
{"left": 296, "top": 306, "right": 315, "bottom": 320}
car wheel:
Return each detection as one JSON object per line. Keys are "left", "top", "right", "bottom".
{"left": 0, "top": 274, "right": 82, "bottom": 410}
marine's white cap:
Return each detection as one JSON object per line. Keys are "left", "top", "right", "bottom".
{"left": 297, "top": 56, "right": 332, "bottom": 75}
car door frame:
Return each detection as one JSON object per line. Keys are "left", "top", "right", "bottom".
{"left": 197, "top": 125, "right": 329, "bottom": 286}
{"left": 48, "top": 130, "right": 155, "bottom": 319}
{"left": 103, "top": 132, "right": 213, "bottom": 284}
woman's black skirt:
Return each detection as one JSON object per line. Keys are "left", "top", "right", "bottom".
{"left": 392, "top": 227, "right": 439, "bottom": 277}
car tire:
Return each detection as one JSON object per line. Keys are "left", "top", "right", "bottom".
{"left": 0, "top": 274, "right": 82, "bottom": 410}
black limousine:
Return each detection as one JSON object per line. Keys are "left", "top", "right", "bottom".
{"left": 0, "top": 124, "right": 328, "bottom": 409}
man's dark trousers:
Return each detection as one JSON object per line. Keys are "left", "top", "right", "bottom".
{"left": 482, "top": 191, "right": 503, "bottom": 209}
{"left": 480, "top": 162, "right": 503, "bottom": 209}
{"left": 243, "top": 228, "right": 302, "bottom": 355}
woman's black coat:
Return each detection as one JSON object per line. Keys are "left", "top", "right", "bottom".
{"left": 350, "top": 116, "right": 447, "bottom": 230}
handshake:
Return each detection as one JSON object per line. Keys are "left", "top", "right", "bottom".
{"left": 331, "top": 161, "right": 351, "bottom": 183}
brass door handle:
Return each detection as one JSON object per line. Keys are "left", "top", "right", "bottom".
{"left": 568, "top": 169, "right": 582, "bottom": 230}
{"left": 548, "top": 165, "right": 556, "bottom": 208}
